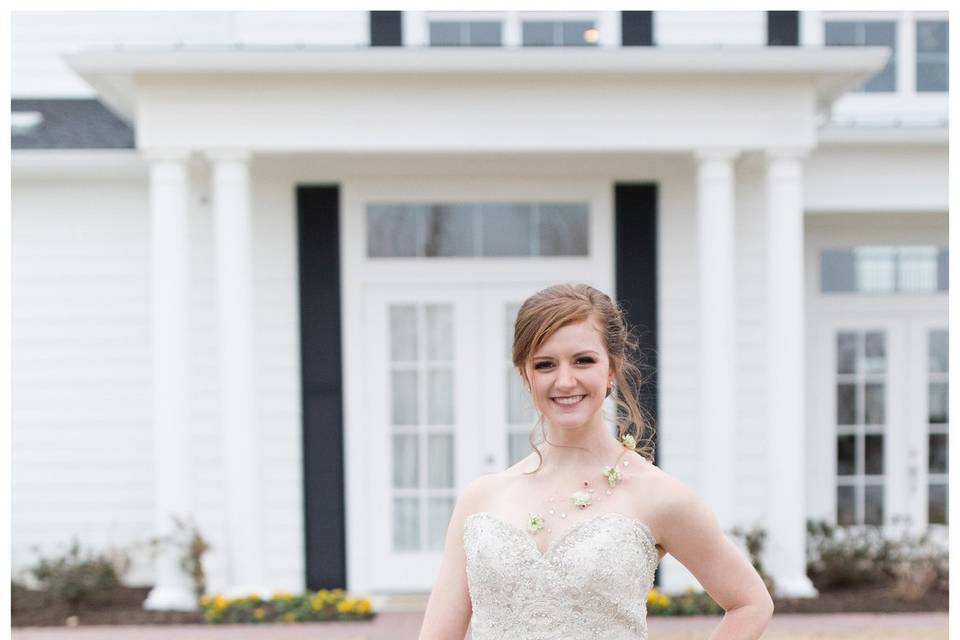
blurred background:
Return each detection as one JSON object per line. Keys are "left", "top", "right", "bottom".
{"left": 10, "top": 8, "right": 948, "bottom": 630}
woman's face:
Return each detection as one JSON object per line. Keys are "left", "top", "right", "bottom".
{"left": 523, "top": 318, "right": 614, "bottom": 432}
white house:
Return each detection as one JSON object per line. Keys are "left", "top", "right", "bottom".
{"left": 11, "top": 10, "right": 948, "bottom": 610}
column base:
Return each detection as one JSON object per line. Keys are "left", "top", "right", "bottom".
{"left": 772, "top": 574, "right": 818, "bottom": 599}
{"left": 143, "top": 585, "right": 198, "bottom": 611}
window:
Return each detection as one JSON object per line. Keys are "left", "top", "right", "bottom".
{"left": 522, "top": 20, "right": 599, "bottom": 47}
{"left": 824, "top": 20, "right": 898, "bottom": 92}
{"left": 429, "top": 20, "right": 501, "bottom": 47}
{"left": 835, "top": 330, "right": 887, "bottom": 526}
{"left": 367, "top": 202, "right": 589, "bottom": 258}
{"left": 820, "top": 246, "right": 948, "bottom": 294}
{"left": 916, "top": 20, "right": 948, "bottom": 92}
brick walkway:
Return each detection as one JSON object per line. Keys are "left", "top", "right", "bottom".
{"left": 12, "top": 612, "right": 948, "bottom": 640}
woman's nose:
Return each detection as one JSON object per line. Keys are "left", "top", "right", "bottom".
{"left": 555, "top": 364, "right": 576, "bottom": 387}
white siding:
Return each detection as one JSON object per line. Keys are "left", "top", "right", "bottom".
{"left": 12, "top": 172, "right": 155, "bottom": 584}
{"left": 11, "top": 11, "right": 368, "bottom": 98}
{"left": 805, "top": 144, "right": 949, "bottom": 213}
{"left": 655, "top": 11, "right": 766, "bottom": 46}
{"left": 11, "top": 158, "right": 306, "bottom": 593}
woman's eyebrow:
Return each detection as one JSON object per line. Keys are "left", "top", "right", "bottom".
{"left": 533, "top": 350, "right": 600, "bottom": 360}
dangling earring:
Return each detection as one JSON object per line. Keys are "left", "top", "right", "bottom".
{"left": 605, "top": 379, "right": 615, "bottom": 398}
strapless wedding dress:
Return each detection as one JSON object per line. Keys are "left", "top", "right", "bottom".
{"left": 463, "top": 511, "right": 660, "bottom": 640}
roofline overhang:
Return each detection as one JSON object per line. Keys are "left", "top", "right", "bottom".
{"left": 65, "top": 46, "right": 890, "bottom": 122}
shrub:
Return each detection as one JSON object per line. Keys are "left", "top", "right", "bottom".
{"left": 730, "top": 525, "right": 775, "bottom": 594}
{"left": 27, "top": 539, "right": 130, "bottom": 609}
{"left": 146, "top": 515, "right": 211, "bottom": 600}
{"left": 198, "top": 589, "right": 375, "bottom": 624}
{"left": 806, "top": 518, "right": 948, "bottom": 597}
{"left": 647, "top": 587, "right": 722, "bottom": 616}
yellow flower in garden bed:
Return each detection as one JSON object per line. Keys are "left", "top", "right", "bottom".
{"left": 198, "top": 588, "right": 375, "bottom": 624}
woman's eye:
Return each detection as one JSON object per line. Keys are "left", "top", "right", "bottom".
{"left": 534, "top": 358, "right": 594, "bottom": 370}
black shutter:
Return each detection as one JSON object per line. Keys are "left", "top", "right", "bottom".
{"left": 370, "top": 11, "right": 403, "bottom": 46}
{"left": 614, "top": 184, "right": 659, "bottom": 459}
{"left": 767, "top": 11, "right": 800, "bottom": 46}
{"left": 621, "top": 11, "right": 654, "bottom": 46}
{"left": 297, "top": 185, "right": 347, "bottom": 590}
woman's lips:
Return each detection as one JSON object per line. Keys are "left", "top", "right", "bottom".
{"left": 551, "top": 394, "right": 586, "bottom": 409}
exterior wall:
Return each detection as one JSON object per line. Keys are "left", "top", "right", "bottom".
{"left": 10, "top": 155, "right": 307, "bottom": 593}
{"left": 11, "top": 11, "right": 368, "bottom": 97}
{"left": 805, "top": 144, "right": 948, "bottom": 213}
{"left": 11, "top": 167, "right": 155, "bottom": 584}
{"left": 656, "top": 11, "right": 765, "bottom": 46}
{"left": 803, "top": 211, "right": 948, "bottom": 525}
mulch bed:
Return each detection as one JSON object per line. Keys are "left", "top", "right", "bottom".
{"left": 12, "top": 587, "right": 203, "bottom": 627}
{"left": 12, "top": 584, "right": 949, "bottom": 627}
{"left": 773, "top": 584, "right": 948, "bottom": 614}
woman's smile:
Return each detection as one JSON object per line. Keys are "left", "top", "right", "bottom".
{"left": 552, "top": 394, "right": 587, "bottom": 407}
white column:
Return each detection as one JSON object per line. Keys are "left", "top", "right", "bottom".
{"left": 208, "top": 150, "right": 265, "bottom": 595}
{"left": 695, "top": 148, "right": 739, "bottom": 530}
{"left": 143, "top": 150, "right": 196, "bottom": 611}
{"left": 764, "top": 148, "right": 818, "bottom": 598}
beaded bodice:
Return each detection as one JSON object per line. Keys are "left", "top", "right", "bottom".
{"left": 463, "top": 511, "right": 660, "bottom": 640}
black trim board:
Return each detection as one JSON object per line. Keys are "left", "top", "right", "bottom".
{"left": 614, "top": 184, "right": 659, "bottom": 461}
{"left": 297, "top": 185, "right": 347, "bottom": 589}
{"left": 621, "top": 12, "right": 654, "bottom": 46}
{"left": 370, "top": 11, "right": 403, "bottom": 46}
{"left": 767, "top": 11, "right": 800, "bottom": 46}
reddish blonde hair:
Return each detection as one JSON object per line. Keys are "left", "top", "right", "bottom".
{"left": 512, "top": 283, "right": 655, "bottom": 473}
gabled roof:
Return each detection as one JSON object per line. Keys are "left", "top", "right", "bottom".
{"left": 11, "top": 98, "right": 135, "bottom": 149}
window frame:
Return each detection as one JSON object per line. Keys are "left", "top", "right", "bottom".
{"left": 915, "top": 19, "right": 948, "bottom": 93}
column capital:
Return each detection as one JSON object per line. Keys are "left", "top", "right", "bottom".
{"left": 694, "top": 147, "right": 740, "bottom": 162}
{"left": 206, "top": 148, "right": 252, "bottom": 163}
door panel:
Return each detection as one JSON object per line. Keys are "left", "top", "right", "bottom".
{"left": 815, "top": 314, "right": 948, "bottom": 536}
{"left": 366, "top": 286, "right": 482, "bottom": 589}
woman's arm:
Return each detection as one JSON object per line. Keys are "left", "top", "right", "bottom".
{"left": 656, "top": 476, "right": 774, "bottom": 640}
{"left": 418, "top": 475, "right": 494, "bottom": 640}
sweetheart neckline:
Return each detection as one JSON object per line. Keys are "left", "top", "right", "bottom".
{"left": 465, "top": 510, "right": 660, "bottom": 561}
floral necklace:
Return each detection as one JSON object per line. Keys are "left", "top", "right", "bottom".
{"left": 527, "top": 434, "right": 637, "bottom": 536}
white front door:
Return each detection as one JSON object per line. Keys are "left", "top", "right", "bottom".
{"left": 364, "top": 283, "right": 549, "bottom": 590}
{"left": 812, "top": 313, "right": 948, "bottom": 535}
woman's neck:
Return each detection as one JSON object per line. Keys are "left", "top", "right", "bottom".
{"left": 538, "top": 418, "right": 624, "bottom": 475}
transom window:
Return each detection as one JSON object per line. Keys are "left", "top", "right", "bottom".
{"left": 367, "top": 202, "right": 589, "bottom": 258}
{"left": 429, "top": 20, "right": 502, "bottom": 47}
{"left": 835, "top": 330, "right": 887, "bottom": 526}
{"left": 820, "top": 246, "right": 948, "bottom": 294}
{"left": 824, "top": 20, "right": 898, "bottom": 92}
{"left": 522, "top": 20, "right": 599, "bottom": 47}
{"left": 916, "top": 20, "right": 948, "bottom": 93}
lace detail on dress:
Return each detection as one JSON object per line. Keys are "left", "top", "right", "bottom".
{"left": 463, "top": 511, "right": 660, "bottom": 640}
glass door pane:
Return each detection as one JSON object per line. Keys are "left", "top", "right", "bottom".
{"left": 834, "top": 330, "right": 888, "bottom": 526}
{"left": 389, "top": 302, "right": 457, "bottom": 552}
{"left": 927, "top": 328, "right": 948, "bottom": 525}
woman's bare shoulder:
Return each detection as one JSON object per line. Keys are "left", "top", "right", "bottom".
{"left": 458, "top": 455, "right": 538, "bottom": 514}
{"left": 629, "top": 458, "right": 717, "bottom": 543}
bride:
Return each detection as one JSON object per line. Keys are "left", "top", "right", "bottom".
{"left": 418, "top": 283, "right": 773, "bottom": 640}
